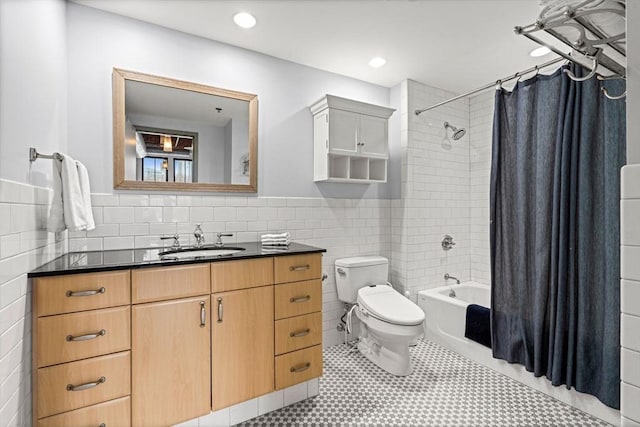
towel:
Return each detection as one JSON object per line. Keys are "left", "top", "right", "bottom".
{"left": 464, "top": 304, "right": 492, "bottom": 348}
{"left": 47, "top": 154, "right": 95, "bottom": 232}
{"left": 261, "top": 232, "right": 291, "bottom": 247}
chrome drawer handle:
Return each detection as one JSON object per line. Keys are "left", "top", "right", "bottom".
{"left": 66, "top": 329, "right": 106, "bottom": 342}
{"left": 217, "top": 297, "right": 223, "bottom": 323}
{"left": 67, "top": 376, "right": 105, "bottom": 392}
{"left": 289, "top": 328, "right": 310, "bottom": 338}
{"left": 200, "top": 301, "right": 206, "bottom": 328}
{"left": 290, "top": 363, "right": 311, "bottom": 373}
{"left": 66, "top": 287, "right": 106, "bottom": 297}
{"left": 289, "top": 264, "right": 310, "bottom": 271}
{"left": 289, "top": 295, "right": 311, "bottom": 303}
{"left": 99, "top": 424, "right": 106, "bottom": 427}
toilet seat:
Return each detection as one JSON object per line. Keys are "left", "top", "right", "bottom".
{"left": 357, "top": 285, "right": 425, "bottom": 326}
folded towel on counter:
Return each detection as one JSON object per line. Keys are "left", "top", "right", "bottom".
{"left": 464, "top": 304, "right": 492, "bottom": 348}
{"left": 47, "top": 153, "right": 95, "bottom": 232}
{"left": 261, "top": 232, "right": 291, "bottom": 247}
{"left": 261, "top": 245, "right": 290, "bottom": 253}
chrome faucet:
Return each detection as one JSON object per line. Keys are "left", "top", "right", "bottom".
{"left": 160, "top": 234, "right": 181, "bottom": 250}
{"left": 444, "top": 273, "right": 460, "bottom": 284}
{"left": 193, "top": 224, "right": 205, "bottom": 248}
{"left": 215, "top": 232, "right": 234, "bottom": 247}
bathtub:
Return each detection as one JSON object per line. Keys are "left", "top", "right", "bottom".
{"left": 417, "top": 281, "right": 490, "bottom": 355}
{"left": 417, "top": 282, "right": 619, "bottom": 425}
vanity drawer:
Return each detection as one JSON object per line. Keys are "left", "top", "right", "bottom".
{"left": 275, "top": 312, "right": 322, "bottom": 355}
{"left": 34, "top": 271, "right": 130, "bottom": 317}
{"left": 274, "top": 254, "right": 322, "bottom": 284}
{"left": 36, "top": 396, "right": 131, "bottom": 427}
{"left": 36, "top": 351, "right": 131, "bottom": 419}
{"left": 274, "top": 279, "right": 322, "bottom": 320}
{"left": 211, "top": 257, "right": 274, "bottom": 292}
{"left": 36, "top": 306, "right": 131, "bottom": 368}
{"left": 275, "top": 345, "right": 323, "bottom": 390}
{"left": 132, "top": 264, "right": 210, "bottom": 303}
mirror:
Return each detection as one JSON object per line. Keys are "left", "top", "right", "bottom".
{"left": 113, "top": 68, "right": 257, "bottom": 192}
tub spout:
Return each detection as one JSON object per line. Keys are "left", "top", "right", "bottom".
{"left": 444, "top": 273, "right": 460, "bottom": 284}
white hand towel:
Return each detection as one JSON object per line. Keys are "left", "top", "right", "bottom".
{"left": 261, "top": 232, "right": 290, "bottom": 240}
{"left": 75, "top": 160, "right": 95, "bottom": 231}
{"left": 47, "top": 158, "right": 65, "bottom": 232}
{"left": 47, "top": 154, "right": 95, "bottom": 232}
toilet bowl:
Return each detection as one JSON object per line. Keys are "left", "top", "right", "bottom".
{"left": 335, "top": 256, "right": 425, "bottom": 376}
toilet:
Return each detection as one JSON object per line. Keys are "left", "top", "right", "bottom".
{"left": 335, "top": 256, "right": 425, "bottom": 376}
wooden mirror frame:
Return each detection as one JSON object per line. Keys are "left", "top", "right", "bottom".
{"left": 112, "top": 68, "right": 258, "bottom": 192}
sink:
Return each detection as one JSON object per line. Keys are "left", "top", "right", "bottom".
{"left": 158, "top": 246, "right": 245, "bottom": 260}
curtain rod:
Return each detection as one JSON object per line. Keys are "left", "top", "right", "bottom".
{"left": 414, "top": 56, "right": 565, "bottom": 116}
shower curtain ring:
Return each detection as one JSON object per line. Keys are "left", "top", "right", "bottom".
{"left": 564, "top": 50, "right": 601, "bottom": 82}
{"left": 601, "top": 87, "right": 627, "bottom": 100}
{"left": 496, "top": 79, "right": 503, "bottom": 90}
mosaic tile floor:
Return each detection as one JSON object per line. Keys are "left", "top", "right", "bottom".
{"left": 241, "top": 339, "right": 610, "bottom": 427}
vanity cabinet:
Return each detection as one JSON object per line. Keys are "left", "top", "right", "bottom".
{"left": 131, "top": 264, "right": 211, "bottom": 426}
{"left": 31, "top": 248, "right": 324, "bottom": 426}
{"left": 32, "top": 271, "right": 132, "bottom": 426}
{"left": 310, "top": 94, "right": 395, "bottom": 183}
{"left": 211, "top": 258, "right": 274, "bottom": 410}
{"left": 273, "top": 254, "right": 323, "bottom": 390}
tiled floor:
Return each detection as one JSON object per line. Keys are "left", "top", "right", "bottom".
{"left": 241, "top": 339, "right": 610, "bottom": 426}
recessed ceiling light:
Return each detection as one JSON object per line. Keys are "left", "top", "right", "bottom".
{"left": 233, "top": 12, "right": 256, "bottom": 29}
{"left": 369, "top": 57, "right": 387, "bottom": 68}
{"left": 529, "top": 46, "right": 551, "bottom": 57}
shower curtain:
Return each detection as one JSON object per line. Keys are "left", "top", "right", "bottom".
{"left": 489, "top": 64, "right": 626, "bottom": 408}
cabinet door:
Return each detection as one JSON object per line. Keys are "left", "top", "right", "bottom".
{"left": 212, "top": 286, "right": 274, "bottom": 410}
{"left": 328, "top": 109, "right": 359, "bottom": 154}
{"left": 358, "top": 114, "right": 388, "bottom": 157}
{"left": 132, "top": 296, "right": 211, "bottom": 426}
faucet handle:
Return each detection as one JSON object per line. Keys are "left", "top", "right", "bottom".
{"left": 160, "top": 234, "right": 181, "bottom": 249}
{"left": 215, "top": 232, "right": 233, "bottom": 247}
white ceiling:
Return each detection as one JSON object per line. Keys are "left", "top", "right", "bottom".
{"left": 73, "top": 0, "right": 555, "bottom": 94}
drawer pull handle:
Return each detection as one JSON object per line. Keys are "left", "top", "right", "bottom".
{"left": 217, "top": 297, "right": 223, "bottom": 323}
{"left": 290, "top": 363, "right": 311, "bottom": 373}
{"left": 66, "top": 287, "right": 106, "bottom": 297}
{"left": 99, "top": 424, "right": 106, "bottom": 427}
{"left": 66, "top": 376, "right": 106, "bottom": 392}
{"left": 200, "top": 301, "right": 206, "bottom": 328}
{"left": 290, "top": 328, "right": 310, "bottom": 338}
{"left": 290, "top": 295, "right": 311, "bottom": 303}
{"left": 66, "top": 329, "right": 106, "bottom": 342}
{"left": 289, "top": 264, "right": 310, "bottom": 271}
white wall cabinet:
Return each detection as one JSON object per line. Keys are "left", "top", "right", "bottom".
{"left": 310, "top": 94, "right": 395, "bottom": 183}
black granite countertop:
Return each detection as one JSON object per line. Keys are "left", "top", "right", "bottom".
{"left": 28, "top": 242, "right": 326, "bottom": 277}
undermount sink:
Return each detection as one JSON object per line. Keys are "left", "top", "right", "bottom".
{"left": 158, "top": 246, "right": 246, "bottom": 260}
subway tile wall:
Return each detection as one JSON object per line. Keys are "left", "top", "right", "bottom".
{"left": 0, "top": 179, "right": 67, "bottom": 427}
{"left": 68, "top": 193, "right": 391, "bottom": 348}
{"left": 621, "top": 164, "right": 640, "bottom": 426}
{"left": 468, "top": 91, "right": 494, "bottom": 284}
{"left": 391, "top": 80, "right": 472, "bottom": 299}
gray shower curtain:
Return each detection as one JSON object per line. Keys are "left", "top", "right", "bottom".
{"left": 489, "top": 64, "right": 626, "bottom": 408}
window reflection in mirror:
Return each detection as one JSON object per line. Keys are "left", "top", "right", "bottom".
{"left": 113, "top": 69, "right": 258, "bottom": 192}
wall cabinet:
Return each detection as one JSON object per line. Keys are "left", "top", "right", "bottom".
{"left": 311, "top": 94, "right": 395, "bottom": 183}
{"left": 32, "top": 252, "right": 323, "bottom": 426}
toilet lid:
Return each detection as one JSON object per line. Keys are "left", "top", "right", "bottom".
{"left": 357, "top": 285, "right": 425, "bottom": 326}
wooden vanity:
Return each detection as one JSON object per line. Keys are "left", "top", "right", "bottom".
{"left": 30, "top": 246, "right": 324, "bottom": 427}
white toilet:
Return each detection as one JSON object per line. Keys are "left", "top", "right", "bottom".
{"left": 335, "top": 256, "right": 425, "bottom": 376}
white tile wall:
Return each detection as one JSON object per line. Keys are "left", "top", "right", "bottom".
{"left": 391, "top": 79, "right": 472, "bottom": 299}
{"left": 622, "top": 164, "right": 640, "bottom": 425}
{"left": 0, "top": 179, "right": 66, "bottom": 427}
{"left": 69, "top": 193, "right": 391, "bottom": 347}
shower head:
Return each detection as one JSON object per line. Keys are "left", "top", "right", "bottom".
{"left": 444, "top": 121, "right": 466, "bottom": 140}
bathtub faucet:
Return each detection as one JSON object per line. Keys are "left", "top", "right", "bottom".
{"left": 444, "top": 273, "right": 460, "bottom": 284}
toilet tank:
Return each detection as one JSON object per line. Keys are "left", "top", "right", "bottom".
{"left": 335, "top": 256, "right": 389, "bottom": 303}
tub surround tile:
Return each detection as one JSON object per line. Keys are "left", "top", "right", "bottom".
{"left": 622, "top": 382, "right": 640, "bottom": 424}
{"left": 622, "top": 245, "right": 640, "bottom": 281}
{"left": 622, "top": 348, "right": 640, "bottom": 388}
{"left": 622, "top": 200, "right": 640, "bottom": 246}
{"left": 622, "top": 314, "right": 640, "bottom": 352}
{"left": 623, "top": 416, "right": 640, "bottom": 427}
{"left": 622, "top": 279, "right": 640, "bottom": 317}
{"left": 622, "top": 164, "right": 640, "bottom": 200}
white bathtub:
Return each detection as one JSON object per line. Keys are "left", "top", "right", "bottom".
{"left": 417, "top": 281, "right": 490, "bottom": 353}
{"left": 417, "top": 282, "right": 619, "bottom": 425}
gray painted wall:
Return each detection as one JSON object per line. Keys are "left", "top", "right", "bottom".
{"left": 66, "top": 3, "right": 399, "bottom": 198}
{"left": 628, "top": 1, "right": 640, "bottom": 165}
{"left": 0, "top": 0, "right": 67, "bottom": 187}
